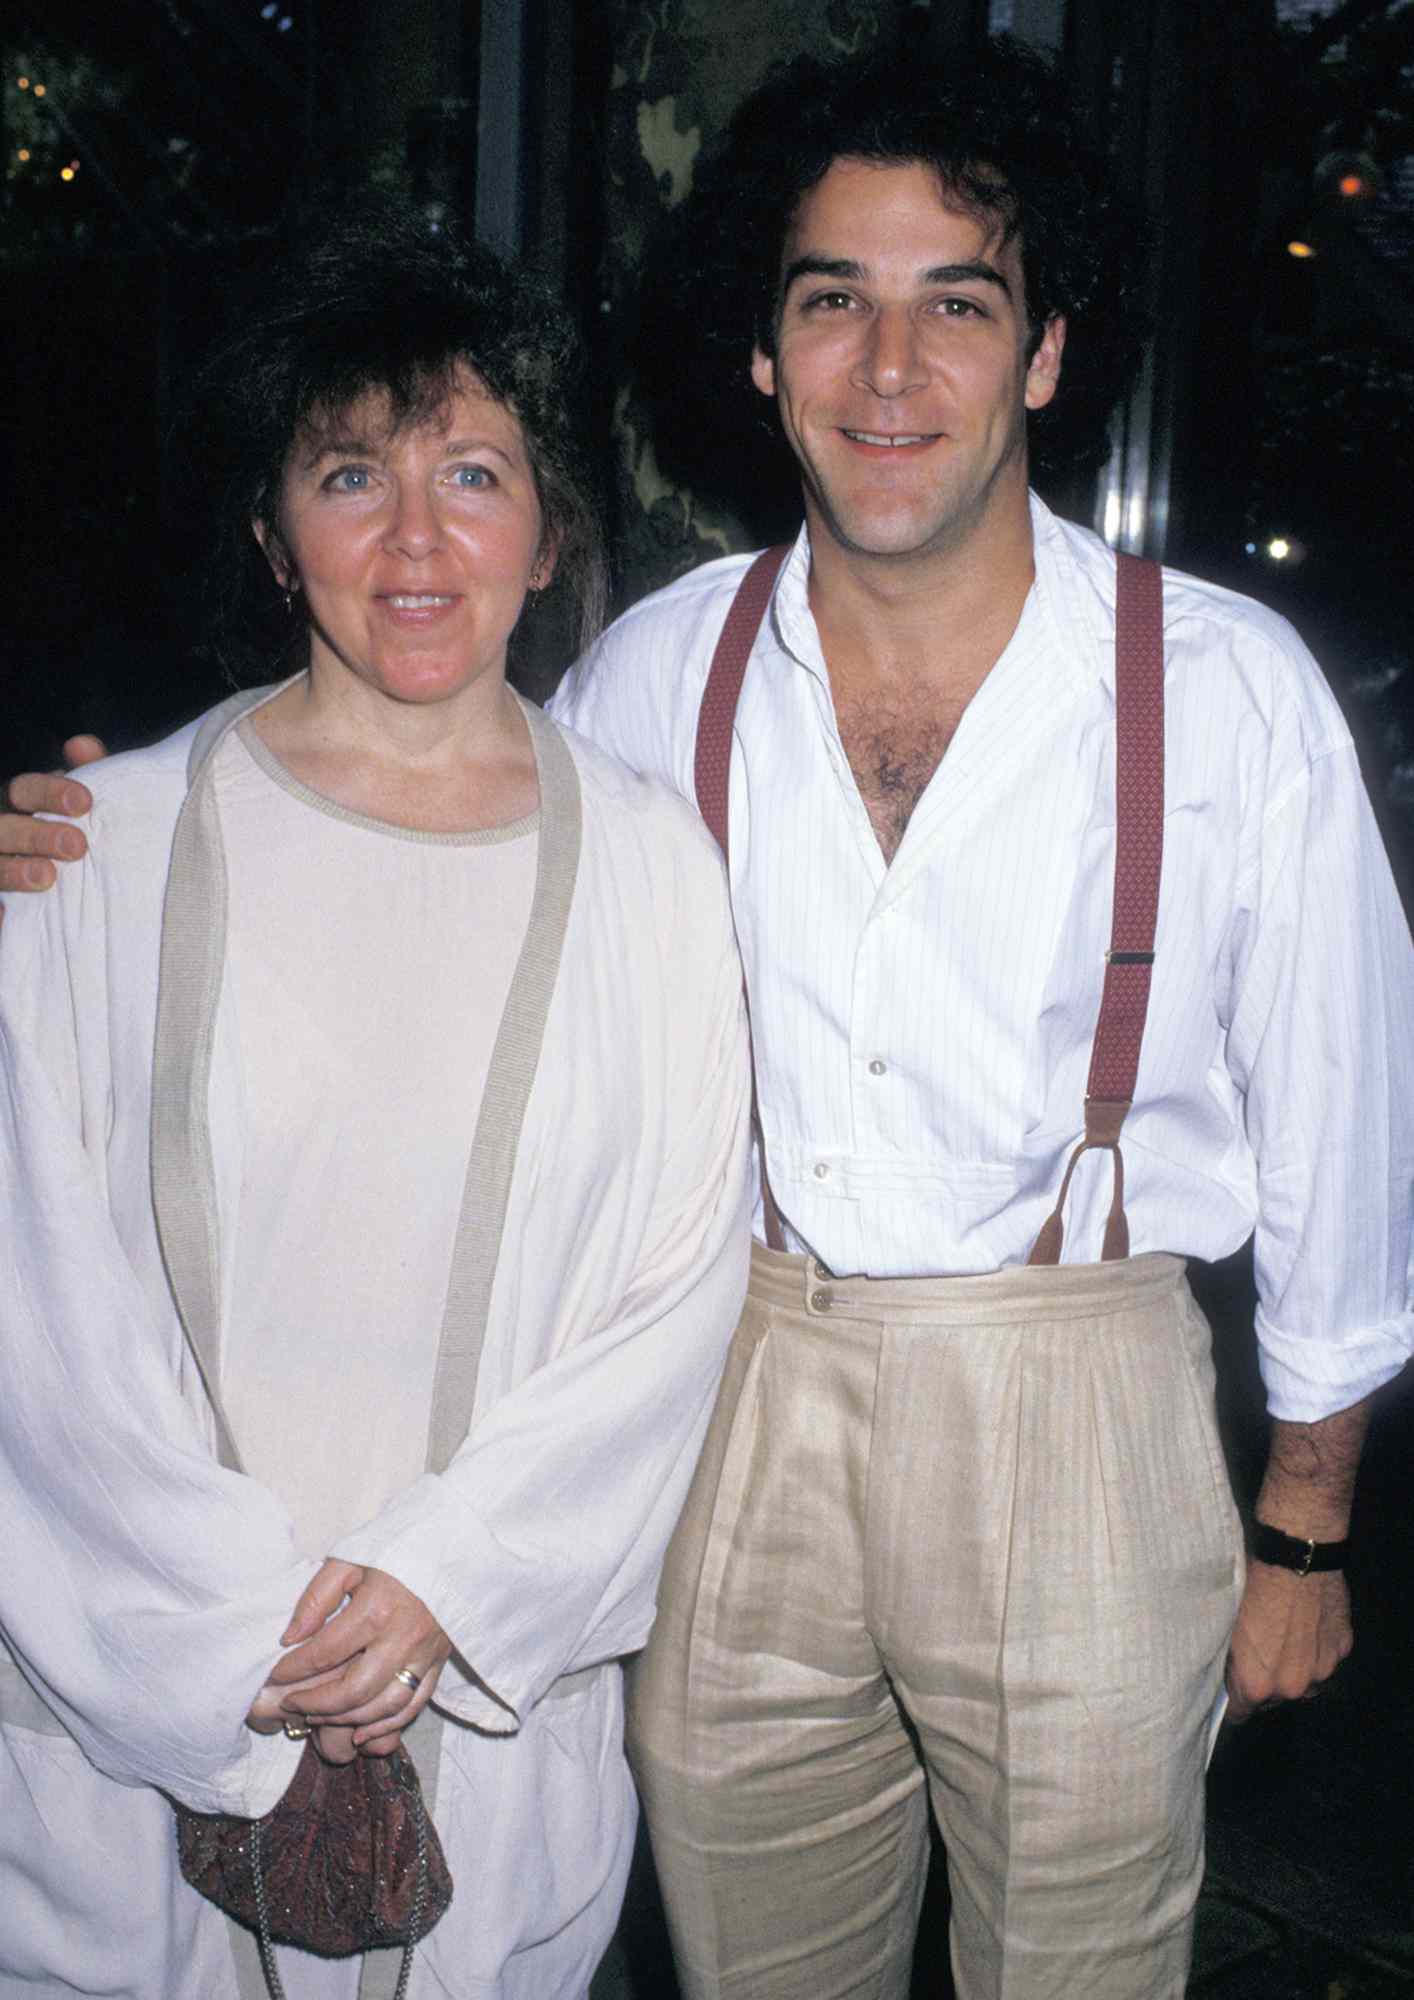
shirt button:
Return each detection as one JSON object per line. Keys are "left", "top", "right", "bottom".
{"left": 813, "top": 1161, "right": 830, "bottom": 1179}
{"left": 868, "top": 1059, "right": 887, "bottom": 1076}
{"left": 810, "top": 1287, "right": 833, "bottom": 1312}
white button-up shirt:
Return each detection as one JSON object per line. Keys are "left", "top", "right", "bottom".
{"left": 553, "top": 496, "right": 1414, "bottom": 1421}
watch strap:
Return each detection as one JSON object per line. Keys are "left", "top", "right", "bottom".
{"left": 1252, "top": 1520, "right": 1349, "bottom": 1575}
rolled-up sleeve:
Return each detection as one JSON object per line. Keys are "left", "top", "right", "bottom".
{"left": 1226, "top": 741, "right": 1414, "bottom": 1419}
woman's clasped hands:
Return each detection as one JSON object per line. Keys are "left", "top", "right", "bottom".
{"left": 246, "top": 1562, "right": 453, "bottom": 1765}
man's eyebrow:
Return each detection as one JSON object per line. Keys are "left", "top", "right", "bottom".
{"left": 922, "top": 260, "right": 1011, "bottom": 296}
{"left": 781, "top": 256, "right": 865, "bottom": 292}
{"left": 780, "top": 255, "right": 1012, "bottom": 298}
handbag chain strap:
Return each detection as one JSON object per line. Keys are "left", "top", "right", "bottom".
{"left": 249, "top": 1780, "right": 432, "bottom": 2000}
{"left": 249, "top": 1811, "right": 286, "bottom": 2000}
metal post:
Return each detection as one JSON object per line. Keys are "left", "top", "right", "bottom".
{"left": 1073, "top": 0, "right": 1202, "bottom": 559}
{"left": 475, "top": 0, "right": 530, "bottom": 257}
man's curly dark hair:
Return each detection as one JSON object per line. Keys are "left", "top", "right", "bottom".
{"left": 635, "top": 36, "right": 1150, "bottom": 509}
{"left": 175, "top": 199, "right": 606, "bottom": 684}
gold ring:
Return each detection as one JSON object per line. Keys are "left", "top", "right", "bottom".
{"left": 392, "top": 1667, "right": 421, "bottom": 1694}
{"left": 283, "top": 1718, "right": 313, "bottom": 1741}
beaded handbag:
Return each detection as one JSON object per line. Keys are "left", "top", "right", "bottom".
{"left": 175, "top": 1739, "right": 453, "bottom": 1997}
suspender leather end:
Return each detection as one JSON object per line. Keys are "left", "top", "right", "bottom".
{"left": 1026, "top": 1210, "right": 1065, "bottom": 1267}
{"left": 1083, "top": 1097, "right": 1132, "bottom": 1146}
{"left": 1100, "top": 1207, "right": 1130, "bottom": 1262}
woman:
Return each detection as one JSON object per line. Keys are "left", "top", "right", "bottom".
{"left": 0, "top": 208, "right": 751, "bottom": 1999}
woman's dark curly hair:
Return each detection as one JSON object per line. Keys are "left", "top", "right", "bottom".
{"left": 636, "top": 36, "right": 1150, "bottom": 503}
{"left": 177, "top": 199, "right": 606, "bottom": 683}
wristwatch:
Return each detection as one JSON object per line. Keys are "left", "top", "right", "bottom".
{"left": 1251, "top": 1519, "right": 1349, "bottom": 1576}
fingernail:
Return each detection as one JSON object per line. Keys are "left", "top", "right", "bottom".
{"left": 23, "top": 862, "right": 48, "bottom": 887}
{"left": 58, "top": 827, "right": 84, "bottom": 857}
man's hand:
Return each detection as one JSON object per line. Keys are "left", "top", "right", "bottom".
{"left": 1225, "top": 1562, "right": 1352, "bottom": 1721}
{"left": 1225, "top": 1394, "right": 1371, "bottom": 1723}
{"left": 267, "top": 1561, "right": 453, "bottom": 1761}
{"left": 0, "top": 737, "right": 107, "bottom": 893}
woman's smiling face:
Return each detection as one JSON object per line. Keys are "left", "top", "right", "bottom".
{"left": 262, "top": 370, "right": 549, "bottom": 711}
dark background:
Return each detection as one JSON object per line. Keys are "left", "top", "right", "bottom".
{"left": 5, "top": 0, "right": 1414, "bottom": 867}
{"left": 4, "top": 3, "right": 1413, "bottom": 1993}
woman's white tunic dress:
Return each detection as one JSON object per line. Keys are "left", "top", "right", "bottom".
{"left": 0, "top": 689, "right": 752, "bottom": 1999}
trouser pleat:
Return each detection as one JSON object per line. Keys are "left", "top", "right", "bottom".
{"left": 628, "top": 1247, "right": 1243, "bottom": 2000}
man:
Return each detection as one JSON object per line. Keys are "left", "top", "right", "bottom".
{"left": 4, "top": 38, "right": 1412, "bottom": 2000}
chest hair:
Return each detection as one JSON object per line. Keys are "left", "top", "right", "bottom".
{"left": 833, "top": 687, "right": 967, "bottom": 865}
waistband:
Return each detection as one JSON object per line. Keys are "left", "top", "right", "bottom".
{"left": 747, "top": 1241, "right": 1188, "bottom": 1328}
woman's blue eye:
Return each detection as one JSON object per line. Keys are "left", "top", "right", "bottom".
{"left": 326, "top": 466, "right": 371, "bottom": 492}
{"left": 451, "top": 464, "right": 492, "bottom": 488}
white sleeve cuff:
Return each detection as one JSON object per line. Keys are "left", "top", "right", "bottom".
{"left": 429, "top": 1653, "right": 520, "bottom": 1736}
{"left": 329, "top": 1475, "right": 530, "bottom": 1724}
{"left": 234, "top": 1727, "right": 308, "bottom": 1818}
{"left": 1254, "top": 1305, "right": 1414, "bottom": 1421}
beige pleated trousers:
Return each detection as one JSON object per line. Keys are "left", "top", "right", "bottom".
{"left": 627, "top": 1245, "right": 1244, "bottom": 2000}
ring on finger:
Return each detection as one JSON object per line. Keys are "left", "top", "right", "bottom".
{"left": 283, "top": 1718, "right": 313, "bottom": 1741}
{"left": 392, "top": 1666, "right": 421, "bottom": 1694}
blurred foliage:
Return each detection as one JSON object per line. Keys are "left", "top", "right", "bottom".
{"left": 599, "top": 0, "right": 901, "bottom": 606}
{"left": 2, "top": 6, "right": 308, "bottom": 256}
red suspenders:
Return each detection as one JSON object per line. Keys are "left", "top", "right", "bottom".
{"left": 693, "top": 547, "right": 792, "bottom": 854}
{"left": 1027, "top": 553, "right": 1165, "bottom": 1263}
{"left": 693, "top": 545, "right": 794, "bottom": 1251}
{"left": 693, "top": 544, "right": 1165, "bottom": 1267}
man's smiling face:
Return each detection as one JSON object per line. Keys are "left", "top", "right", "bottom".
{"left": 751, "top": 156, "right": 1065, "bottom": 568}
